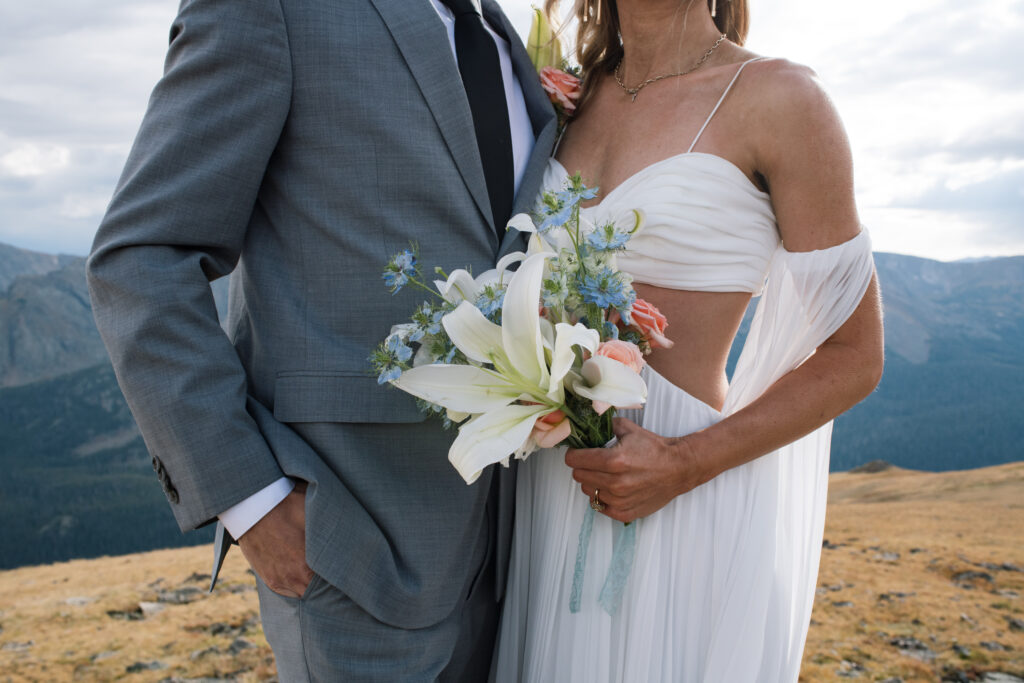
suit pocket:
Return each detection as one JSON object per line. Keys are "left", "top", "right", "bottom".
{"left": 273, "top": 372, "right": 427, "bottom": 424}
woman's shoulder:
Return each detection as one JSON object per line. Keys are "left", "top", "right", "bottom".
{"left": 740, "top": 56, "right": 838, "bottom": 130}
{"left": 742, "top": 55, "right": 817, "bottom": 80}
{"left": 739, "top": 57, "right": 860, "bottom": 251}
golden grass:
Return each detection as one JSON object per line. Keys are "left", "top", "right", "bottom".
{"left": 0, "top": 546, "right": 271, "bottom": 682}
{"left": 1, "top": 462, "right": 1021, "bottom": 681}
{"left": 803, "top": 462, "right": 1024, "bottom": 681}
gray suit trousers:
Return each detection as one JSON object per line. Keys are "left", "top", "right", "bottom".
{"left": 257, "top": 490, "right": 498, "bottom": 682}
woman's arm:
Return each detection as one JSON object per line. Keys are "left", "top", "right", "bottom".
{"left": 566, "top": 61, "right": 884, "bottom": 523}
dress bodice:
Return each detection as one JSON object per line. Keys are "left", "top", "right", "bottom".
{"left": 543, "top": 153, "right": 778, "bottom": 295}
{"left": 541, "top": 56, "right": 780, "bottom": 296}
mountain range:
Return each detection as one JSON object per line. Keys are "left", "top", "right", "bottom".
{"left": 0, "top": 240, "right": 1021, "bottom": 569}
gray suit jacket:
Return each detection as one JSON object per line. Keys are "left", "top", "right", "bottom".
{"left": 87, "top": 0, "right": 556, "bottom": 629}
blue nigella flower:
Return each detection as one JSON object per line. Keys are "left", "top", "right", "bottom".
{"left": 426, "top": 309, "right": 444, "bottom": 335}
{"left": 557, "top": 184, "right": 598, "bottom": 206}
{"left": 382, "top": 249, "right": 417, "bottom": 294}
{"left": 410, "top": 303, "right": 445, "bottom": 342}
{"left": 602, "top": 321, "right": 620, "bottom": 340}
{"left": 376, "top": 365, "right": 402, "bottom": 385}
{"left": 538, "top": 200, "right": 575, "bottom": 232}
{"left": 385, "top": 333, "right": 413, "bottom": 363}
{"left": 376, "top": 333, "right": 413, "bottom": 384}
{"left": 475, "top": 285, "right": 506, "bottom": 317}
{"left": 542, "top": 274, "right": 570, "bottom": 309}
{"left": 619, "top": 305, "right": 633, "bottom": 326}
{"left": 578, "top": 267, "right": 634, "bottom": 311}
{"left": 586, "top": 222, "right": 631, "bottom": 251}
{"left": 442, "top": 345, "right": 458, "bottom": 364}
{"left": 393, "top": 249, "right": 416, "bottom": 270}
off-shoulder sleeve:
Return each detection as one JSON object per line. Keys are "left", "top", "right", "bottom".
{"left": 723, "top": 229, "right": 875, "bottom": 415}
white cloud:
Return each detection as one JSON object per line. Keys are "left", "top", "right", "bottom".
{"left": 59, "top": 193, "right": 111, "bottom": 220}
{"left": 0, "top": 0, "right": 173, "bottom": 254}
{"left": 1, "top": 143, "right": 70, "bottom": 177}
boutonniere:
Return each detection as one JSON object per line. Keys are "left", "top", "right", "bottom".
{"left": 526, "top": 6, "right": 581, "bottom": 133}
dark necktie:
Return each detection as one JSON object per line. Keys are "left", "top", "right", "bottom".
{"left": 442, "top": 0, "right": 515, "bottom": 241}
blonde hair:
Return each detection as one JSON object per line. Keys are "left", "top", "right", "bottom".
{"left": 545, "top": 0, "right": 750, "bottom": 106}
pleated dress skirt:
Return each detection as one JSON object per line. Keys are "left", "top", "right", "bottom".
{"left": 493, "top": 364, "right": 827, "bottom": 682}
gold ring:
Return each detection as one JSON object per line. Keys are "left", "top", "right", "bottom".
{"left": 590, "top": 489, "right": 605, "bottom": 512}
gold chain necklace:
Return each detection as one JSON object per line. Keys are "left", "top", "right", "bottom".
{"left": 614, "top": 34, "right": 727, "bottom": 103}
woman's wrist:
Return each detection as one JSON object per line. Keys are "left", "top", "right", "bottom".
{"left": 669, "top": 429, "right": 721, "bottom": 494}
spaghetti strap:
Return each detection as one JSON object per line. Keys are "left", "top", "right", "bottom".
{"left": 687, "top": 56, "right": 768, "bottom": 153}
{"left": 553, "top": 124, "right": 567, "bottom": 157}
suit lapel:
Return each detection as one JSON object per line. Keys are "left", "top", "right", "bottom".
{"left": 368, "top": 0, "right": 494, "bottom": 234}
{"left": 483, "top": 1, "right": 558, "bottom": 258}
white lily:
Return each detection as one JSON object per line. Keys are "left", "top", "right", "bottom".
{"left": 433, "top": 268, "right": 482, "bottom": 305}
{"left": 393, "top": 252, "right": 648, "bottom": 483}
{"left": 432, "top": 250, "right": 525, "bottom": 306}
{"left": 526, "top": 6, "right": 562, "bottom": 72}
{"left": 572, "top": 355, "right": 648, "bottom": 415}
{"left": 507, "top": 212, "right": 579, "bottom": 255}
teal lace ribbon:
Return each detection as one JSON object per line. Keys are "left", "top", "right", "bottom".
{"left": 569, "top": 510, "right": 638, "bottom": 616}
{"left": 569, "top": 505, "right": 595, "bottom": 613}
{"left": 598, "top": 521, "right": 636, "bottom": 615}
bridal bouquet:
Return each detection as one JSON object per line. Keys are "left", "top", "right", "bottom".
{"left": 371, "top": 174, "right": 674, "bottom": 484}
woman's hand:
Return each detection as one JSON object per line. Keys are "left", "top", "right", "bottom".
{"left": 565, "top": 417, "right": 712, "bottom": 523}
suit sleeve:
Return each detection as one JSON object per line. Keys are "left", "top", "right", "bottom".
{"left": 86, "top": 0, "right": 293, "bottom": 532}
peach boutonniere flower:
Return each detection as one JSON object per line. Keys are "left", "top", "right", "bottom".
{"left": 539, "top": 66, "right": 581, "bottom": 116}
{"left": 527, "top": 7, "right": 582, "bottom": 131}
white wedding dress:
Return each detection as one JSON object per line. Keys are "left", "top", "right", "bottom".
{"left": 493, "top": 58, "right": 876, "bottom": 682}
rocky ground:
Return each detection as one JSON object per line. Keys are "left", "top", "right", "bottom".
{"left": 1, "top": 461, "right": 1021, "bottom": 682}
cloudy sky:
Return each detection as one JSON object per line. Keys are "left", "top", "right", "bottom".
{"left": 1, "top": 0, "right": 1021, "bottom": 260}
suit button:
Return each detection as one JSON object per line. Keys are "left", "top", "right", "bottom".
{"left": 166, "top": 486, "right": 180, "bottom": 504}
{"left": 151, "top": 455, "right": 160, "bottom": 472}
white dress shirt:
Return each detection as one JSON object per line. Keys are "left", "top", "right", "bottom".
{"left": 220, "top": 0, "right": 535, "bottom": 539}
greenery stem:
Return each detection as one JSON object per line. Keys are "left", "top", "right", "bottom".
{"left": 408, "top": 277, "right": 444, "bottom": 300}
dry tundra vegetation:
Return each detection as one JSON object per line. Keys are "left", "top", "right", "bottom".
{"left": 1, "top": 461, "right": 1022, "bottom": 682}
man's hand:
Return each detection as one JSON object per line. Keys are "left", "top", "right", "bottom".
{"left": 237, "top": 481, "right": 314, "bottom": 598}
{"left": 565, "top": 418, "right": 713, "bottom": 523}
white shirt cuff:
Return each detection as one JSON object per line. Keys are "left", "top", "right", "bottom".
{"left": 218, "top": 476, "right": 295, "bottom": 539}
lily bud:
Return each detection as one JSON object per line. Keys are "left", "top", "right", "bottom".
{"left": 526, "top": 6, "right": 562, "bottom": 72}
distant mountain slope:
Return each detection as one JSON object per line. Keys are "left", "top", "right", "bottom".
{"left": 829, "top": 253, "right": 1024, "bottom": 472}
{"left": 873, "top": 252, "right": 1024, "bottom": 366}
{"left": 830, "top": 350, "right": 1024, "bottom": 472}
{"left": 0, "top": 258, "right": 110, "bottom": 387}
{"left": 0, "top": 241, "right": 228, "bottom": 388}
{"left": 0, "top": 362, "right": 213, "bottom": 571}
{"left": 827, "top": 460, "right": 1024, "bottom": 504}
{"left": 0, "top": 241, "right": 77, "bottom": 290}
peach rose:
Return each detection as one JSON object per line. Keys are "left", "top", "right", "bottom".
{"left": 630, "top": 299, "right": 674, "bottom": 349}
{"left": 589, "top": 340, "right": 646, "bottom": 415}
{"left": 530, "top": 409, "right": 572, "bottom": 449}
{"left": 595, "top": 339, "right": 646, "bottom": 374}
{"left": 539, "top": 67, "right": 581, "bottom": 115}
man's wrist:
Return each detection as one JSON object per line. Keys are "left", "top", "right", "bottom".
{"left": 218, "top": 477, "right": 295, "bottom": 539}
